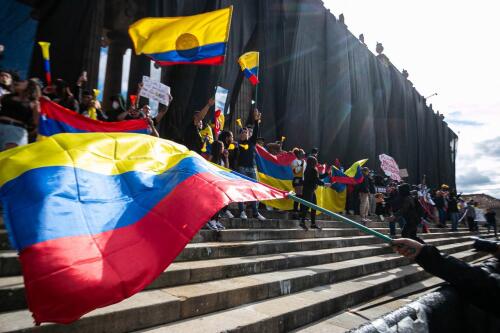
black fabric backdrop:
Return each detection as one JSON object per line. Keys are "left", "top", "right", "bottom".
{"left": 27, "top": 0, "right": 457, "bottom": 188}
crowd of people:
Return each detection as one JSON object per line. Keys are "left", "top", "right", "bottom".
{"left": 0, "top": 68, "right": 497, "bottom": 239}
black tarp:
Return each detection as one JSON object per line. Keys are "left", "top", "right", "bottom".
{"left": 25, "top": 0, "right": 457, "bottom": 188}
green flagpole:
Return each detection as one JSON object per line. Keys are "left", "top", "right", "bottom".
{"left": 288, "top": 194, "right": 393, "bottom": 243}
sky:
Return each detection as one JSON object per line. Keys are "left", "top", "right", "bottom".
{"left": 324, "top": 0, "right": 500, "bottom": 198}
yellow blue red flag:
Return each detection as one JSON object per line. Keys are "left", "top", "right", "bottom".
{"left": 128, "top": 7, "right": 233, "bottom": 66}
{"left": 0, "top": 133, "right": 286, "bottom": 324}
{"left": 238, "top": 51, "right": 260, "bottom": 85}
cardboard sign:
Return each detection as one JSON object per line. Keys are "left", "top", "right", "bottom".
{"left": 379, "top": 154, "right": 401, "bottom": 181}
{"left": 215, "top": 86, "right": 229, "bottom": 114}
{"left": 140, "top": 75, "right": 171, "bottom": 106}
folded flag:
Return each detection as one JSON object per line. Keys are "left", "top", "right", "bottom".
{"left": 238, "top": 51, "right": 260, "bottom": 85}
{"left": 39, "top": 98, "right": 150, "bottom": 137}
{"left": 128, "top": 7, "right": 233, "bottom": 66}
{"left": 0, "top": 133, "right": 287, "bottom": 324}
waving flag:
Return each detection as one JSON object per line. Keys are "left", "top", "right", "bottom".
{"left": 330, "top": 159, "right": 367, "bottom": 185}
{"left": 0, "top": 133, "right": 286, "bottom": 324}
{"left": 238, "top": 51, "right": 260, "bottom": 85}
{"left": 39, "top": 98, "right": 150, "bottom": 137}
{"left": 128, "top": 7, "right": 233, "bottom": 66}
{"left": 255, "top": 145, "right": 350, "bottom": 213}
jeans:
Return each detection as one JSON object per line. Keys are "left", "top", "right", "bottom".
{"left": 237, "top": 166, "right": 258, "bottom": 215}
{"left": 390, "top": 217, "right": 406, "bottom": 236}
{"left": 449, "top": 212, "right": 459, "bottom": 231}
{"left": 438, "top": 208, "right": 447, "bottom": 226}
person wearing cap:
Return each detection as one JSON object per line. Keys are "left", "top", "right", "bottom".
{"left": 183, "top": 97, "right": 215, "bottom": 154}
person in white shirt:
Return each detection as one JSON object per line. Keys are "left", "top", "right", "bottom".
{"left": 291, "top": 148, "right": 306, "bottom": 215}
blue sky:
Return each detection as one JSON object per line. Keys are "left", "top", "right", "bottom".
{"left": 325, "top": 0, "right": 500, "bottom": 198}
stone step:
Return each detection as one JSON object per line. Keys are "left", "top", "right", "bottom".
{"left": 0, "top": 231, "right": 483, "bottom": 277}
{"left": 294, "top": 256, "right": 489, "bottom": 333}
{"left": 0, "top": 242, "right": 479, "bottom": 333}
{"left": 0, "top": 224, "right": 468, "bottom": 250}
{"left": 0, "top": 236, "right": 476, "bottom": 312}
{"left": 192, "top": 227, "right": 473, "bottom": 243}
{"left": 132, "top": 249, "right": 485, "bottom": 333}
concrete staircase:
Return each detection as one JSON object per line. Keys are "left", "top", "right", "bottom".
{"left": 0, "top": 211, "right": 490, "bottom": 333}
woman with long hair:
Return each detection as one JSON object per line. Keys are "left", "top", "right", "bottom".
{"left": 0, "top": 78, "right": 41, "bottom": 151}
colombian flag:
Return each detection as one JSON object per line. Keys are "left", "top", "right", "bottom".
{"left": 255, "top": 145, "right": 347, "bottom": 213}
{"left": 0, "top": 133, "right": 286, "bottom": 324}
{"left": 39, "top": 98, "right": 150, "bottom": 137}
{"left": 330, "top": 159, "right": 368, "bottom": 185}
{"left": 238, "top": 51, "right": 260, "bottom": 85}
{"left": 128, "top": 7, "right": 233, "bottom": 66}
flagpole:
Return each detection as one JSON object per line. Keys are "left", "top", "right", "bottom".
{"left": 287, "top": 194, "right": 393, "bottom": 243}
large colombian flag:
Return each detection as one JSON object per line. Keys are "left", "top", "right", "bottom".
{"left": 0, "top": 133, "right": 286, "bottom": 324}
{"left": 255, "top": 145, "right": 366, "bottom": 213}
{"left": 238, "top": 51, "right": 260, "bottom": 85}
{"left": 39, "top": 98, "right": 150, "bottom": 137}
{"left": 128, "top": 7, "right": 233, "bottom": 66}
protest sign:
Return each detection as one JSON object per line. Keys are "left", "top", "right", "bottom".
{"left": 140, "top": 75, "right": 171, "bottom": 106}
{"left": 379, "top": 154, "right": 402, "bottom": 181}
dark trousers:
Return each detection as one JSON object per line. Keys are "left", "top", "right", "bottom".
{"left": 402, "top": 218, "right": 425, "bottom": 244}
{"left": 389, "top": 217, "right": 405, "bottom": 237}
{"left": 487, "top": 222, "right": 497, "bottom": 238}
{"left": 467, "top": 217, "right": 477, "bottom": 232}
{"left": 300, "top": 191, "right": 317, "bottom": 226}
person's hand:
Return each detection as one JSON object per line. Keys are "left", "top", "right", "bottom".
{"left": 391, "top": 238, "right": 423, "bottom": 259}
{"left": 223, "top": 149, "right": 229, "bottom": 158}
{"left": 207, "top": 98, "right": 215, "bottom": 107}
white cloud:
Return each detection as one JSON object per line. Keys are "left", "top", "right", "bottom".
{"left": 325, "top": 0, "right": 500, "bottom": 198}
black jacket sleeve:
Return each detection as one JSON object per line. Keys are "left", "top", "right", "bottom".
{"left": 249, "top": 120, "right": 259, "bottom": 144}
{"left": 416, "top": 245, "right": 500, "bottom": 316}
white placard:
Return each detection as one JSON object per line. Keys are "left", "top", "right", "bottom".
{"left": 140, "top": 75, "right": 171, "bottom": 106}
{"left": 215, "top": 86, "right": 229, "bottom": 114}
{"left": 379, "top": 154, "right": 402, "bottom": 181}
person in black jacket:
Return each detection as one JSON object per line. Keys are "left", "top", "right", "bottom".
{"left": 485, "top": 208, "right": 498, "bottom": 239}
{"left": 235, "top": 109, "right": 266, "bottom": 221}
{"left": 392, "top": 183, "right": 425, "bottom": 243}
{"left": 299, "top": 156, "right": 329, "bottom": 231}
{"left": 392, "top": 237, "right": 500, "bottom": 317}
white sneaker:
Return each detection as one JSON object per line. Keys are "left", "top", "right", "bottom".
{"left": 215, "top": 221, "right": 225, "bottom": 230}
{"left": 240, "top": 211, "right": 248, "bottom": 220}
{"left": 255, "top": 213, "right": 266, "bottom": 221}
{"left": 222, "top": 210, "right": 234, "bottom": 218}
{"left": 207, "top": 220, "right": 219, "bottom": 231}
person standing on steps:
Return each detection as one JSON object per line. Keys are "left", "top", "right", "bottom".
{"left": 299, "top": 156, "right": 330, "bottom": 231}
{"left": 291, "top": 148, "right": 306, "bottom": 218}
{"left": 358, "top": 167, "right": 371, "bottom": 223}
{"left": 391, "top": 183, "right": 425, "bottom": 244}
{"left": 236, "top": 108, "right": 266, "bottom": 221}
{"left": 485, "top": 207, "right": 497, "bottom": 239}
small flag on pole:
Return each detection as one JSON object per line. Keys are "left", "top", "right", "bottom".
{"left": 238, "top": 51, "right": 259, "bottom": 85}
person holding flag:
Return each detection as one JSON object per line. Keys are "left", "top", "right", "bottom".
{"left": 236, "top": 108, "right": 266, "bottom": 221}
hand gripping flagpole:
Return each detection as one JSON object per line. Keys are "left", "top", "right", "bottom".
{"left": 288, "top": 193, "right": 393, "bottom": 243}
